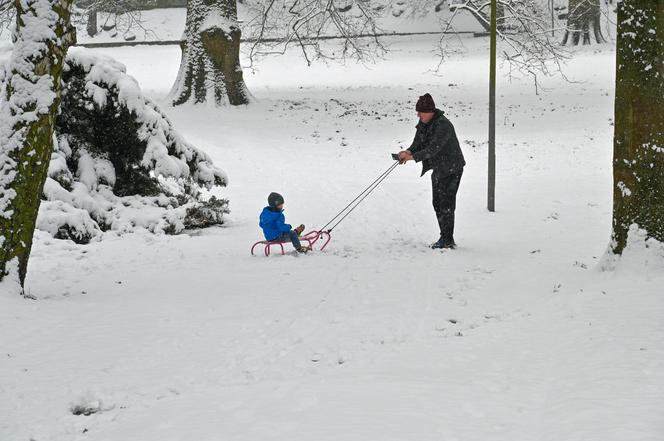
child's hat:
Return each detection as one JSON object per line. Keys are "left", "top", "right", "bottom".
{"left": 268, "top": 192, "right": 284, "bottom": 207}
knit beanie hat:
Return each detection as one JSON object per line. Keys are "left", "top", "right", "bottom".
{"left": 415, "top": 93, "right": 436, "bottom": 113}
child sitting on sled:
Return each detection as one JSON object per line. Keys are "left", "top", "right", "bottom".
{"left": 259, "top": 192, "right": 309, "bottom": 253}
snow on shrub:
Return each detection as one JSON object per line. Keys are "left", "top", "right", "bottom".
{"left": 38, "top": 47, "right": 228, "bottom": 244}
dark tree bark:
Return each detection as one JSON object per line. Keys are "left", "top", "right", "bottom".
{"left": 86, "top": 7, "right": 97, "bottom": 36}
{"left": 169, "top": 0, "right": 250, "bottom": 106}
{"left": 561, "top": 0, "right": 605, "bottom": 45}
{"left": 611, "top": 0, "right": 664, "bottom": 254}
{"left": 0, "top": 0, "right": 76, "bottom": 292}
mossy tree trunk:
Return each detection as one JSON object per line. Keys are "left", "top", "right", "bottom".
{"left": 562, "top": 0, "right": 605, "bottom": 45}
{"left": 611, "top": 0, "right": 664, "bottom": 254}
{"left": 169, "top": 0, "right": 250, "bottom": 106}
{"left": 0, "top": 0, "right": 76, "bottom": 292}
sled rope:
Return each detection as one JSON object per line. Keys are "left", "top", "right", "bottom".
{"left": 319, "top": 161, "right": 399, "bottom": 233}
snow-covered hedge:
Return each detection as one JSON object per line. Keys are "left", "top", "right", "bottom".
{"left": 38, "top": 48, "right": 228, "bottom": 244}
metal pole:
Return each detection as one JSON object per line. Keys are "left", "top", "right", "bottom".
{"left": 488, "top": 0, "right": 496, "bottom": 212}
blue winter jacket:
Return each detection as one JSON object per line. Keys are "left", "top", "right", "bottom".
{"left": 259, "top": 207, "right": 292, "bottom": 241}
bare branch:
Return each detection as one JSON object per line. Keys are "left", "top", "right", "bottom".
{"left": 243, "top": 0, "right": 389, "bottom": 68}
{"left": 442, "top": 0, "right": 571, "bottom": 88}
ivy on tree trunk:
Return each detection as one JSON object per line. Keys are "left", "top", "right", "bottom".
{"left": 170, "top": 0, "right": 251, "bottom": 106}
{"left": 562, "top": 0, "right": 605, "bottom": 46}
{"left": 0, "top": 0, "right": 76, "bottom": 291}
{"left": 611, "top": 0, "right": 664, "bottom": 254}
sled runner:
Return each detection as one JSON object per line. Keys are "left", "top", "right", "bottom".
{"left": 251, "top": 230, "right": 332, "bottom": 256}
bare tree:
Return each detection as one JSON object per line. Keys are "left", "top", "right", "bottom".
{"left": 242, "top": 0, "right": 387, "bottom": 66}
{"left": 443, "top": 1, "right": 568, "bottom": 89}
{"left": 0, "top": 0, "right": 76, "bottom": 294}
{"left": 170, "top": 0, "right": 388, "bottom": 106}
{"left": 449, "top": 0, "right": 506, "bottom": 31}
{"left": 169, "top": 0, "right": 251, "bottom": 106}
{"left": 76, "top": 0, "right": 156, "bottom": 37}
{"left": 610, "top": 0, "right": 663, "bottom": 254}
{"left": 1, "top": 0, "right": 150, "bottom": 37}
{"left": 0, "top": 0, "right": 15, "bottom": 32}
{"left": 561, "top": 0, "right": 605, "bottom": 45}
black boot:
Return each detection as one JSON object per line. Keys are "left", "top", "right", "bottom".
{"left": 431, "top": 238, "right": 456, "bottom": 249}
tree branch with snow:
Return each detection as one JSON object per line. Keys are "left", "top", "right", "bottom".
{"left": 443, "top": 0, "right": 570, "bottom": 91}
{"left": 243, "top": 0, "right": 389, "bottom": 67}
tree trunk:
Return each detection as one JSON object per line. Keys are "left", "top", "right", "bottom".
{"left": 610, "top": 1, "right": 664, "bottom": 254}
{"left": 562, "top": 0, "right": 605, "bottom": 45}
{"left": 0, "top": 0, "right": 76, "bottom": 292}
{"left": 86, "top": 8, "right": 97, "bottom": 36}
{"left": 169, "top": 0, "right": 250, "bottom": 106}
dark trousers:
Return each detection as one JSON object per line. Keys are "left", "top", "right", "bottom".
{"left": 431, "top": 169, "right": 463, "bottom": 243}
{"left": 275, "top": 230, "right": 301, "bottom": 249}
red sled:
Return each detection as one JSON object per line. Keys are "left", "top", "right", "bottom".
{"left": 251, "top": 230, "right": 332, "bottom": 256}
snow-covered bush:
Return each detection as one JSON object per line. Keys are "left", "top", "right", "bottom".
{"left": 38, "top": 48, "right": 228, "bottom": 244}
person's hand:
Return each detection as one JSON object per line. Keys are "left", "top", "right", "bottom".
{"left": 398, "top": 150, "right": 413, "bottom": 164}
{"left": 295, "top": 224, "right": 305, "bottom": 235}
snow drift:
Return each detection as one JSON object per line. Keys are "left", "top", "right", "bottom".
{"left": 39, "top": 48, "right": 229, "bottom": 243}
{"left": 601, "top": 225, "right": 664, "bottom": 274}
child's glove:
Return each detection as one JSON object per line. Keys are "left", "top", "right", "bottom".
{"left": 294, "top": 224, "right": 305, "bottom": 236}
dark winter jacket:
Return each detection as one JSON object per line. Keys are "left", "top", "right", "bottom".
{"left": 259, "top": 206, "right": 292, "bottom": 241}
{"left": 409, "top": 109, "right": 465, "bottom": 177}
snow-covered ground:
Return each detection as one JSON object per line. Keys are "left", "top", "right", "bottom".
{"left": 2, "top": 35, "right": 663, "bottom": 441}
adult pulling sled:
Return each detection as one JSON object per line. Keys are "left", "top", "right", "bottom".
{"left": 251, "top": 159, "right": 399, "bottom": 256}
